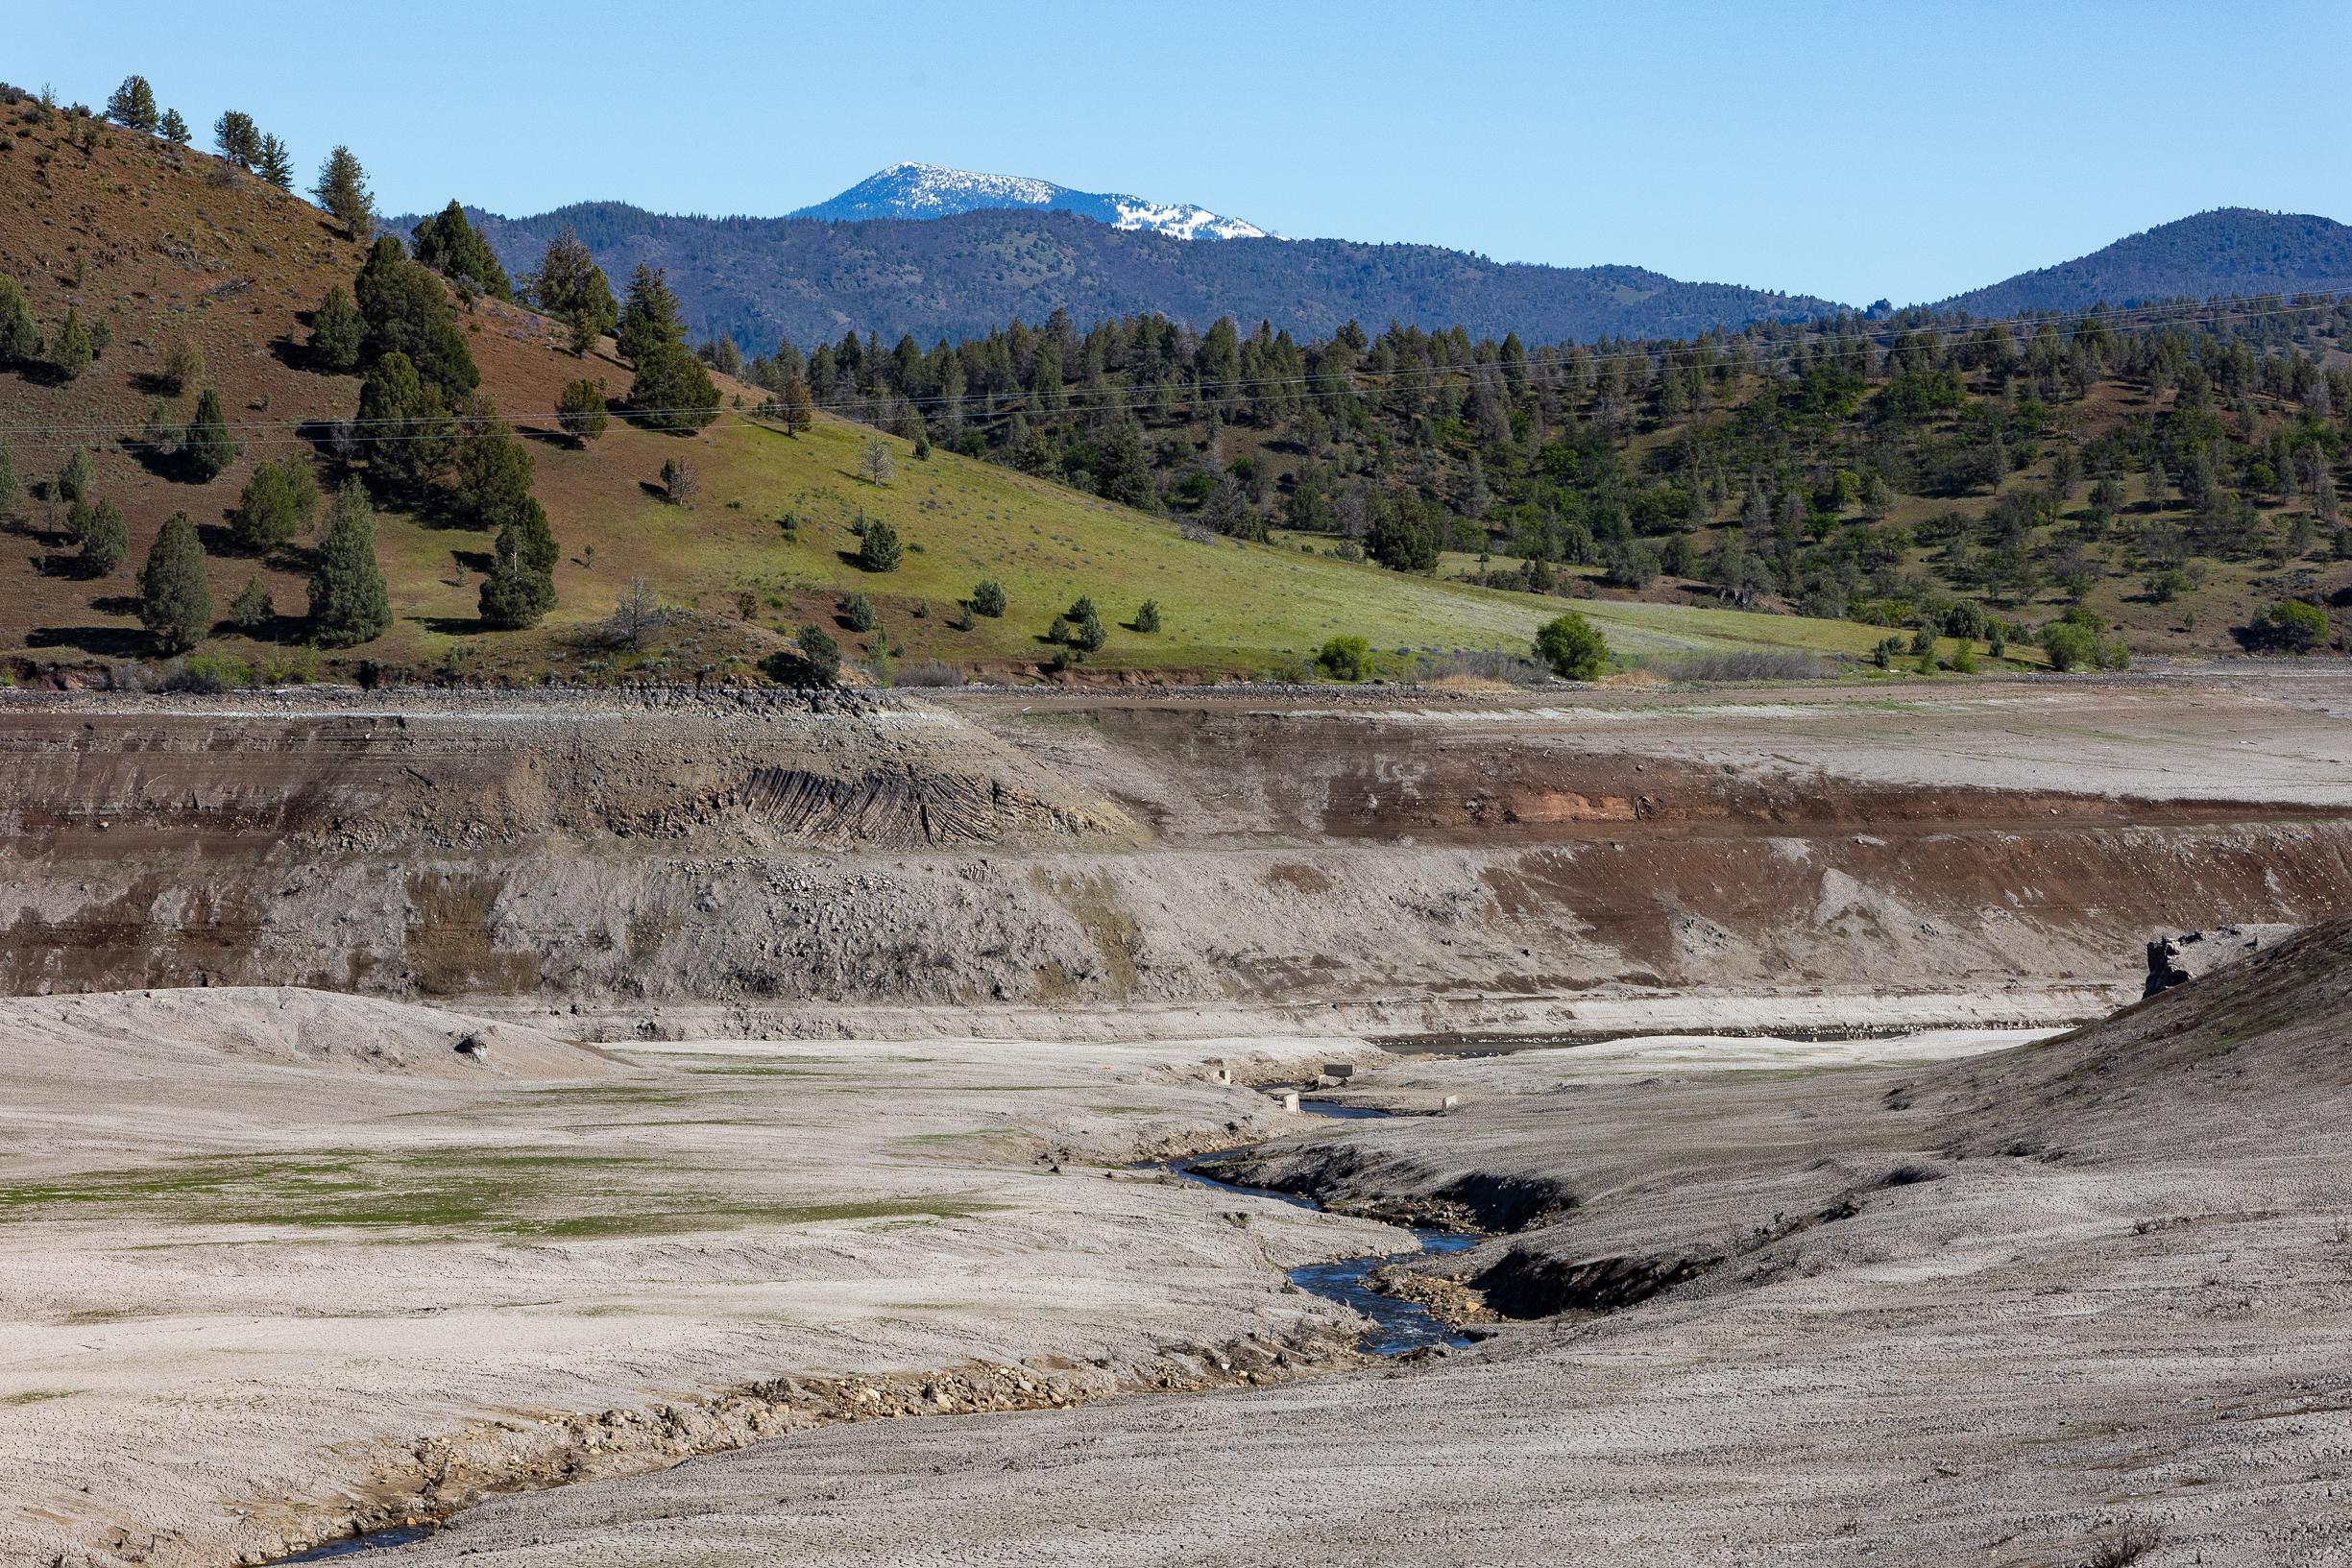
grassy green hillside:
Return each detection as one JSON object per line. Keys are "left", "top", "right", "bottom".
{"left": 381, "top": 411, "right": 1904, "bottom": 683}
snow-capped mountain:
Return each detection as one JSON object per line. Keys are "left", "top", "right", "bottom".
{"left": 791, "top": 162, "right": 1273, "bottom": 241}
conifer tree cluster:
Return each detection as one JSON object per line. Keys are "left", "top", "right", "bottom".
{"left": 522, "top": 228, "right": 618, "bottom": 355}
{"left": 616, "top": 267, "right": 719, "bottom": 433}
{"left": 411, "top": 202, "right": 513, "bottom": 301}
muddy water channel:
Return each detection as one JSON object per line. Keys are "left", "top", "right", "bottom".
{"left": 1158, "top": 1099, "right": 1477, "bottom": 1359}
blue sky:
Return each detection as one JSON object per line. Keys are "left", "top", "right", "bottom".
{"left": 17, "top": 0, "right": 2349, "bottom": 305}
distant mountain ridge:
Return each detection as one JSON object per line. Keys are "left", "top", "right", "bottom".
{"left": 417, "top": 191, "right": 2352, "bottom": 354}
{"left": 1935, "top": 208, "right": 2352, "bottom": 316}
{"left": 791, "top": 161, "right": 1272, "bottom": 241}
{"left": 450, "top": 203, "right": 1842, "bottom": 352}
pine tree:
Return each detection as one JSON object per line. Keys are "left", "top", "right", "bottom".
{"left": 855, "top": 516, "right": 903, "bottom": 571}
{"left": 138, "top": 512, "right": 211, "bottom": 653}
{"left": 476, "top": 492, "right": 557, "bottom": 630}
{"left": 255, "top": 134, "right": 294, "bottom": 191}
{"left": 627, "top": 345, "right": 720, "bottom": 434}
{"left": 58, "top": 448, "right": 93, "bottom": 502}
{"left": 0, "top": 277, "right": 37, "bottom": 364}
{"left": 78, "top": 499, "right": 127, "bottom": 576}
{"left": 522, "top": 227, "right": 617, "bottom": 354}
{"left": 52, "top": 307, "right": 93, "bottom": 379}
{"left": 556, "top": 379, "right": 608, "bottom": 445}
{"left": 158, "top": 108, "right": 189, "bottom": 145}
{"left": 615, "top": 266, "right": 685, "bottom": 367}
{"left": 449, "top": 399, "right": 537, "bottom": 529}
{"left": 308, "top": 286, "right": 366, "bottom": 372}
{"left": 410, "top": 201, "right": 512, "bottom": 301}
{"left": 307, "top": 482, "right": 392, "bottom": 646}
{"left": 106, "top": 76, "right": 158, "bottom": 132}
{"left": 779, "top": 374, "right": 813, "bottom": 435}
{"left": 311, "top": 146, "right": 374, "bottom": 236}
{"left": 212, "top": 111, "right": 258, "bottom": 169}
{"left": 229, "top": 458, "right": 320, "bottom": 553}
{"left": 355, "top": 351, "right": 452, "bottom": 497}
{"left": 182, "top": 388, "right": 235, "bottom": 480}
{"left": 353, "top": 237, "right": 478, "bottom": 397}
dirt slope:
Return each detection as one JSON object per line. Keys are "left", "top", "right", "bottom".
{"left": 4, "top": 677, "right": 2350, "bottom": 1033}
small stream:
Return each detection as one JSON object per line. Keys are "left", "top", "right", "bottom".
{"left": 278, "top": 1526, "right": 435, "bottom": 1560}
{"left": 1158, "top": 1098, "right": 1476, "bottom": 1358}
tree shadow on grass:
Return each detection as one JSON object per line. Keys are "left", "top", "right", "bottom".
{"left": 417, "top": 615, "right": 490, "bottom": 636}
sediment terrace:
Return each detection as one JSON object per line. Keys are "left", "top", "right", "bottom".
{"left": 4, "top": 676, "right": 2350, "bottom": 1032}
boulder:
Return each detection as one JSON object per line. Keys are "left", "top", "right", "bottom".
{"left": 2144, "top": 925, "right": 2299, "bottom": 997}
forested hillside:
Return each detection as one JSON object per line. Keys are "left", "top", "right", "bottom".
{"left": 1940, "top": 209, "right": 2352, "bottom": 317}
{"left": 449, "top": 204, "right": 1845, "bottom": 351}
{"left": 750, "top": 294, "right": 2352, "bottom": 658}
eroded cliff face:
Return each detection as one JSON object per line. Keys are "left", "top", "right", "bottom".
{"left": 3, "top": 687, "right": 2347, "bottom": 1029}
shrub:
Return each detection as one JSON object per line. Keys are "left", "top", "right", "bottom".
{"left": 2250, "top": 596, "right": 2328, "bottom": 654}
{"left": 161, "top": 653, "right": 255, "bottom": 693}
{"left": 842, "top": 592, "right": 879, "bottom": 633}
{"left": 794, "top": 623, "right": 841, "bottom": 685}
{"left": 1317, "top": 634, "right": 1372, "bottom": 682}
{"left": 598, "top": 578, "right": 668, "bottom": 650}
{"left": 970, "top": 579, "right": 1006, "bottom": 617}
{"left": 659, "top": 455, "right": 698, "bottom": 506}
{"left": 855, "top": 515, "right": 903, "bottom": 571}
{"left": 2041, "top": 621, "right": 2098, "bottom": 671}
{"left": 947, "top": 602, "right": 976, "bottom": 632}
{"left": 1534, "top": 612, "right": 1608, "bottom": 681}
{"left": 1132, "top": 598, "right": 1162, "bottom": 633}
{"left": 897, "top": 660, "right": 962, "bottom": 688}
{"left": 1871, "top": 635, "right": 1907, "bottom": 669}
{"left": 229, "top": 575, "right": 274, "bottom": 630}
{"left": 1659, "top": 650, "right": 1827, "bottom": 683}
{"left": 556, "top": 378, "right": 608, "bottom": 446}
{"left": 160, "top": 335, "right": 204, "bottom": 395}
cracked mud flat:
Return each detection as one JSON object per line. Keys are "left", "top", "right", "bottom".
{"left": 7, "top": 670, "right": 2352, "bottom": 1566}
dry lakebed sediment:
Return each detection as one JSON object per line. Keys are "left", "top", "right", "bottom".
{"left": 5, "top": 669, "right": 2352, "bottom": 1566}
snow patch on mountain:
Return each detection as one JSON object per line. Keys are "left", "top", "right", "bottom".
{"left": 793, "top": 162, "right": 1274, "bottom": 241}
